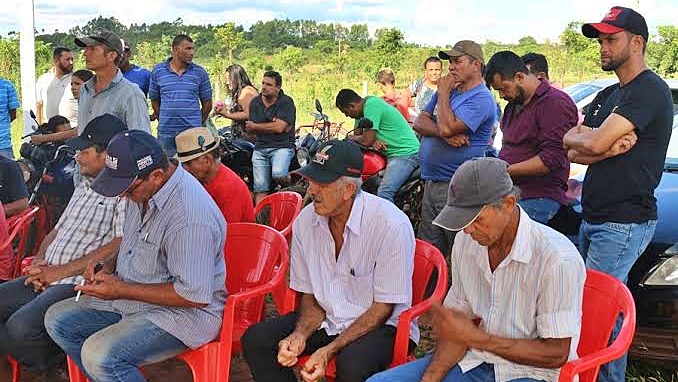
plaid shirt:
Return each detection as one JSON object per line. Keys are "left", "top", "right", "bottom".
{"left": 45, "top": 177, "right": 126, "bottom": 285}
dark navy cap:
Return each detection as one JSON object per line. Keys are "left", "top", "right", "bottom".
{"left": 66, "top": 114, "right": 128, "bottom": 150}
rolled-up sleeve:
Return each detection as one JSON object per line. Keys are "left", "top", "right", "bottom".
{"left": 166, "top": 223, "right": 224, "bottom": 304}
{"left": 536, "top": 97, "right": 577, "bottom": 172}
{"left": 536, "top": 256, "right": 585, "bottom": 339}
{"left": 373, "top": 221, "right": 415, "bottom": 304}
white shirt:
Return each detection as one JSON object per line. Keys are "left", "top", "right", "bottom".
{"left": 36, "top": 68, "right": 71, "bottom": 121}
{"left": 290, "top": 191, "right": 419, "bottom": 343}
{"left": 444, "top": 207, "right": 585, "bottom": 382}
{"left": 58, "top": 89, "right": 78, "bottom": 128}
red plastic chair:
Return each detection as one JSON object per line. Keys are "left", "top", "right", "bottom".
{"left": 284, "top": 239, "right": 448, "bottom": 380}
{"left": 254, "top": 191, "right": 303, "bottom": 242}
{"left": 558, "top": 269, "right": 636, "bottom": 382}
{"left": 66, "top": 222, "right": 290, "bottom": 382}
{"left": 2, "top": 206, "right": 39, "bottom": 279}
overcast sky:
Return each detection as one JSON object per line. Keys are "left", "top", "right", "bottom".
{"left": 1, "top": 0, "right": 676, "bottom": 46}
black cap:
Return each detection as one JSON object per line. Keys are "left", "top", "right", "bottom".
{"left": 293, "top": 140, "right": 363, "bottom": 184}
{"left": 582, "top": 6, "right": 649, "bottom": 41}
{"left": 75, "top": 29, "right": 124, "bottom": 56}
{"left": 66, "top": 114, "right": 128, "bottom": 150}
{"left": 91, "top": 130, "right": 166, "bottom": 197}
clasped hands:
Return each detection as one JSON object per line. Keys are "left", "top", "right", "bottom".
{"left": 277, "top": 331, "right": 333, "bottom": 382}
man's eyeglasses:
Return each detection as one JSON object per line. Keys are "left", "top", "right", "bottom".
{"left": 120, "top": 176, "right": 144, "bottom": 196}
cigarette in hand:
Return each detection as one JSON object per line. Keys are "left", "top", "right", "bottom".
{"left": 75, "top": 279, "right": 85, "bottom": 302}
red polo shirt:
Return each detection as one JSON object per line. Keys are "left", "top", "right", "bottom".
{"left": 204, "top": 165, "right": 254, "bottom": 224}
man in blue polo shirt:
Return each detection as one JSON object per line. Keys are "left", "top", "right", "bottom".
{"left": 149, "top": 34, "right": 212, "bottom": 156}
{"left": 120, "top": 40, "right": 151, "bottom": 97}
{"left": 413, "top": 40, "right": 497, "bottom": 256}
{"left": 0, "top": 77, "right": 19, "bottom": 159}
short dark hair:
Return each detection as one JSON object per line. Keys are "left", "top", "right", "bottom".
{"left": 172, "top": 34, "right": 193, "bottom": 48}
{"left": 46, "top": 115, "right": 70, "bottom": 132}
{"left": 335, "top": 89, "right": 362, "bottom": 108}
{"left": 72, "top": 69, "right": 94, "bottom": 82}
{"left": 483, "top": 51, "right": 529, "bottom": 85}
{"left": 376, "top": 68, "right": 395, "bottom": 85}
{"left": 423, "top": 56, "right": 442, "bottom": 69}
{"left": 521, "top": 52, "right": 549, "bottom": 79}
{"left": 263, "top": 70, "right": 283, "bottom": 87}
{"left": 53, "top": 47, "right": 71, "bottom": 60}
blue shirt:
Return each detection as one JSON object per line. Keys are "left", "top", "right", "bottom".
{"left": 122, "top": 64, "right": 152, "bottom": 97}
{"left": 149, "top": 58, "right": 212, "bottom": 138}
{"left": 0, "top": 78, "right": 19, "bottom": 149}
{"left": 420, "top": 84, "right": 497, "bottom": 181}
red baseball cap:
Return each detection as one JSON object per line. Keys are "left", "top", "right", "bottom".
{"left": 582, "top": 6, "right": 649, "bottom": 41}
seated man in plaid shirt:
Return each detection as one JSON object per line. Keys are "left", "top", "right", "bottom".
{"left": 0, "top": 114, "right": 128, "bottom": 380}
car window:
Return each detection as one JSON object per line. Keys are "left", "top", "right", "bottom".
{"left": 564, "top": 83, "right": 602, "bottom": 103}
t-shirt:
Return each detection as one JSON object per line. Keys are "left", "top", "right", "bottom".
{"left": 204, "top": 164, "right": 254, "bottom": 224}
{"left": 149, "top": 59, "right": 213, "bottom": 138}
{"left": 122, "top": 64, "right": 152, "bottom": 97}
{"left": 0, "top": 78, "right": 19, "bottom": 150}
{"left": 408, "top": 79, "right": 437, "bottom": 113}
{"left": 361, "top": 96, "right": 419, "bottom": 158}
{"left": 381, "top": 92, "right": 410, "bottom": 121}
{"left": 36, "top": 69, "right": 71, "bottom": 122}
{"left": 250, "top": 90, "right": 296, "bottom": 149}
{"left": 0, "top": 155, "right": 29, "bottom": 206}
{"left": 499, "top": 80, "right": 578, "bottom": 204}
{"left": 419, "top": 84, "right": 497, "bottom": 181}
{"left": 58, "top": 90, "right": 79, "bottom": 127}
{"left": 582, "top": 70, "right": 672, "bottom": 223}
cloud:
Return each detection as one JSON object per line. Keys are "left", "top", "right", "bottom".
{"left": 1, "top": 0, "right": 675, "bottom": 45}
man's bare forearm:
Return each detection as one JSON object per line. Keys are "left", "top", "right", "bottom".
{"left": 3, "top": 198, "right": 29, "bottom": 217}
{"left": 201, "top": 100, "right": 212, "bottom": 123}
{"left": 34, "top": 228, "right": 58, "bottom": 261}
{"left": 249, "top": 121, "right": 289, "bottom": 133}
{"left": 323, "top": 302, "right": 393, "bottom": 356}
{"left": 507, "top": 155, "right": 550, "bottom": 177}
{"left": 421, "top": 340, "right": 467, "bottom": 382}
{"left": 294, "top": 293, "right": 327, "bottom": 338}
{"left": 413, "top": 113, "right": 441, "bottom": 137}
{"left": 472, "top": 334, "right": 571, "bottom": 369}
{"left": 118, "top": 282, "right": 207, "bottom": 307}
{"left": 568, "top": 149, "right": 611, "bottom": 165}
{"left": 60, "top": 238, "right": 122, "bottom": 277}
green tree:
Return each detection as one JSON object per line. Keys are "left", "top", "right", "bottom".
{"left": 273, "top": 46, "right": 305, "bottom": 73}
{"left": 651, "top": 25, "right": 678, "bottom": 76}
{"left": 214, "top": 22, "right": 244, "bottom": 63}
{"left": 134, "top": 35, "right": 172, "bottom": 70}
{"left": 374, "top": 28, "right": 405, "bottom": 69}
{"left": 69, "top": 16, "right": 128, "bottom": 37}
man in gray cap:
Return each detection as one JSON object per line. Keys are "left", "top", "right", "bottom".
{"left": 74, "top": 29, "right": 150, "bottom": 135}
{"left": 367, "top": 157, "right": 585, "bottom": 382}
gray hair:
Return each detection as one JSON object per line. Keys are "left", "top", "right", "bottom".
{"left": 336, "top": 176, "right": 363, "bottom": 196}
{"left": 488, "top": 185, "right": 521, "bottom": 209}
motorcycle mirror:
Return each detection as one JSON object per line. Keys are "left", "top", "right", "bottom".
{"left": 315, "top": 99, "right": 323, "bottom": 114}
{"left": 29, "top": 110, "right": 36, "bottom": 119}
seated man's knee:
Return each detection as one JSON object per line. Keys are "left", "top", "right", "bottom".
{"left": 242, "top": 322, "right": 275, "bottom": 354}
{"left": 6, "top": 314, "right": 42, "bottom": 342}
{"left": 335, "top": 350, "right": 387, "bottom": 382}
{"left": 80, "top": 333, "right": 118, "bottom": 378}
{"left": 43, "top": 300, "right": 73, "bottom": 341}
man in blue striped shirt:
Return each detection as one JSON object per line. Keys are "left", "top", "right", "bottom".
{"left": 0, "top": 77, "right": 19, "bottom": 159}
{"left": 45, "top": 130, "right": 226, "bottom": 382}
{"left": 149, "top": 34, "right": 213, "bottom": 156}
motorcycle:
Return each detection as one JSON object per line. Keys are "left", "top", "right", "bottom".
{"left": 15, "top": 111, "right": 76, "bottom": 254}
{"left": 289, "top": 100, "right": 424, "bottom": 228}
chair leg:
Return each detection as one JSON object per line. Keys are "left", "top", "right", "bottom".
{"left": 8, "top": 356, "right": 20, "bottom": 382}
{"left": 67, "top": 356, "right": 90, "bottom": 382}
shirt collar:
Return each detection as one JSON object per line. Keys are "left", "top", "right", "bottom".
{"left": 148, "top": 165, "right": 183, "bottom": 211}
{"left": 312, "top": 191, "right": 365, "bottom": 236}
{"left": 505, "top": 206, "right": 533, "bottom": 264}
{"left": 534, "top": 79, "right": 550, "bottom": 98}
{"left": 165, "top": 57, "right": 193, "bottom": 71}
{"left": 83, "top": 69, "right": 124, "bottom": 92}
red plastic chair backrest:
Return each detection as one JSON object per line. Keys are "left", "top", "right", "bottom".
{"left": 253, "top": 192, "right": 303, "bottom": 241}
{"left": 220, "top": 222, "right": 289, "bottom": 339}
{"left": 412, "top": 239, "right": 447, "bottom": 304}
{"left": 1, "top": 207, "right": 39, "bottom": 279}
{"left": 575, "top": 269, "right": 635, "bottom": 382}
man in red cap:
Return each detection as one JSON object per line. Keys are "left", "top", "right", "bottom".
{"left": 563, "top": 6, "right": 673, "bottom": 382}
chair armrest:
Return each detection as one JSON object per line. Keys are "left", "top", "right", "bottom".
{"left": 391, "top": 298, "right": 434, "bottom": 366}
{"left": 558, "top": 311, "right": 635, "bottom": 382}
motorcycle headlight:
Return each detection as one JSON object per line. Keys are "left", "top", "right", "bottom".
{"left": 642, "top": 255, "right": 678, "bottom": 286}
{"left": 297, "top": 148, "right": 310, "bottom": 168}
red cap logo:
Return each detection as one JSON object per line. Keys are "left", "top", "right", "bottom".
{"left": 604, "top": 8, "right": 623, "bottom": 21}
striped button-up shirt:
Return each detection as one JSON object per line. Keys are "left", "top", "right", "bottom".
{"left": 290, "top": 191, "right": 419, "bottom": 343}
{"left": 0, "top": 78, "right": 19, "bottom": 149}
{"left": 83, "top": 166, "right": 226, "bottom": 349}
{"left": 444, "top": 207, "right": 585, "bottom": 382}
{"left": 149, "top": 59, "right": 212, "bottom": 138}
{"left": 45, "top": 177, "right": 126, "bottom": 285}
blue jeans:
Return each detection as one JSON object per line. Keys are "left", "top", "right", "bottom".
{"left": 377, "top": 154, "right": 419, "bottom": 203}
{"left": 0, "top": 147, "right": 14, "bottom": 159}
{"left": 518, "top": 198, "right": 560, "bottom": 224}
{"left": 44, "top": 299, "right": 187, "bottom": 382}
{"left": 367, "top": 357, "right": 546, "bottom": 382}
{"left": 579, "top": 219, "right": 657, "bottom": 382}
{"left": 0, "top": 277, "right": 76, "bottom": 371}
{"left": 252, "top": 147, "right": 294, "bottom": 192}
{"left": 158, "top": 136, "right": 177, "bottom": 157}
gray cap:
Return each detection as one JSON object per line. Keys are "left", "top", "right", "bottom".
{"left": 75, "top": 29, "right": 123, "bottom": 56}
{"left": 433, "top": 157, "right": 513, "bottom": 231}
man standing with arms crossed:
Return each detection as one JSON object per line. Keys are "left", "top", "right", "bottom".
{"left": 563, "top": 7, "right": 672, "bottom": 382}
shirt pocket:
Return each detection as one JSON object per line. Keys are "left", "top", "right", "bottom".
{"left": 126, "top": 241, "right": 167, "bottom": 282}
{"left": 346, "top": 270, "right": 375, "bottom": 309}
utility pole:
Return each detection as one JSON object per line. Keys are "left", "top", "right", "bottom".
{"left": 19, "top": 0, "right": 37, "bottom": 135}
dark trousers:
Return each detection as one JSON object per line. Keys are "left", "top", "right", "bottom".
{"left": 0, "top": 276, "right": 76, "bottom": 371}
{"left": 242, "top": 312, "right": 398, "bottom": 382}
